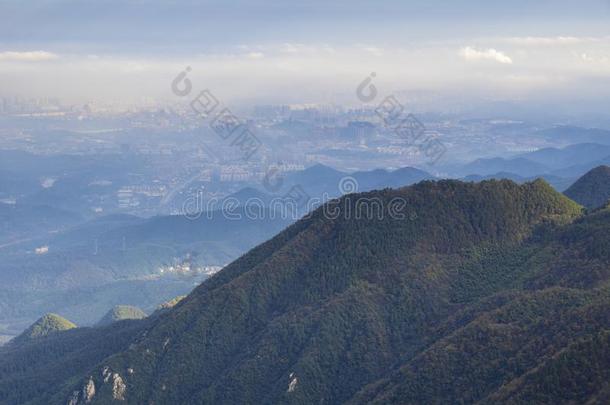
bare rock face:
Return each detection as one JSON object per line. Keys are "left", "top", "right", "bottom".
{"left": 287, "top": 372, "right": 298, "bottom": 393}
{"left": 65, "top": 377, "right": 95, "bottom": 405}
{"left": 83, "top": 377, "right": 96, "bottom": 402}
{"left": 102, "top": 367, "right": 112, "bottom": 383}
{"left": 112, "top": 373, "right": 127, "bottom": 401}
{"left": 67, "top": 366, "right": 127, "bottom": 403}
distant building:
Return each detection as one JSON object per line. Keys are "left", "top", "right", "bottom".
{"left": 198, "top": 169, "right": 213, "bottom": 182}
{"left": 342, "top": 121, "right": 376, "bottom": 140}
{"left": 117, "top": 188, "right": 139, "bottom": 208}
{"left": 35, "top": 246, "right": 49, "bottom": 255}
{"left": 220, "top": 166, "right": 251, "bottom": 182}
{"left": 129, "top": 185, "right": 167, "bottom": 197}
{"left": 268, "top": 163, "right": 305, "bottom": 173}
{"left": 253, "top": 105, "right": 290, "bottom": 119}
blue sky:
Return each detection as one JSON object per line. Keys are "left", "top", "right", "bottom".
{"left": 1, "top": 0, "right": 610, "bottom": 108}
{"left": 2, "top": 0, "right": 609, "bottom": 51}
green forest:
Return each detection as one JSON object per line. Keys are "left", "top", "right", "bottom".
{"left": 1, "top": 179, "right": 609, "bottom": 404}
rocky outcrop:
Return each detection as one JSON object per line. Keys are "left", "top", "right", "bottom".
{"left": 66, "top": 377, "right": 95, "bottom": 404}
{"left": 67, "top": 367, "right": 127, "bottom": 403}
{"left": 83, "top": 378, "right": 96, "bottom": 402}
{"left": 287, "top": 372, "right": 298, "bottom": 393}
{"left": 112, "top": 373, "right": 126, "bottom": 401}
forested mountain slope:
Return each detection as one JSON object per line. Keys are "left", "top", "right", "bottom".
{"left": 2, "top": 179, "right": 609, "bottom": 404}
{"left": 564, "top": 165, "right": 610, "bottom": 209}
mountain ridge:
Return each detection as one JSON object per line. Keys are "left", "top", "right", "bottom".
{"left": 3, "top": 178, "right": 609, "bottom": 405}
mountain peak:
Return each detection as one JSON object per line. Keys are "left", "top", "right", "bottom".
{"left": 564, "top": 165, "right": 610, "bottom": 209}
{"left": 96, "top": 305, "right": 147, "bottom": 327}
{"left": 2, "top": 179, "right": 607, "bottom": 405}
{"left": 13, "top": 313, "right": 76, "bottom": 344}
{"left": 303, "top": 163, "right": 343, "bottom": 176}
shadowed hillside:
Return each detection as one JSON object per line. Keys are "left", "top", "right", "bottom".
{"left": 564, "top": 165, "right": 610, "bottom": 209}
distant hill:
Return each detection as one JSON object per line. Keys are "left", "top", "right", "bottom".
{"left": 282, "top": 163, "right": 347, "bottom": 196}
{"left": 518, "top": 143, "right": 610, "bottom": 170}
{"left": 535, "top": 125, "right": 610, "bottom": 145}
{"left": 222, "top": 187, "right": 273, "bottom": 206}
{"left": 462, "top": 172, "right": 575, "bottom": 192}
{"left": 551, "top": 155, "right": 610, "bottom": 179}
{"left": 564, "top": 165, "right": 610, "bottom": 209}
{"left": 0, "top": 208, "right": 292, "bottom": 344}
{"left": 12, "top": 313, "right": 76, "bottom": 344}
{"left": 218, "top": 165, "right": 436, "bottom": 216}
{"left": 455, "top": 142, "right": 610, "bottom": 180}
{"left": 0, "top": 208, "right": 292, "bottom": 291}
{"left": 98, "top": 207, "right": 293, "bottom": 256}
{"left": 279, "top": 164, "right": 435, "bottom": 200}
{"left": 0, "top": 149, "right": 152, "bottom": 218}
{"left": 352, "top": 166, "right": 435, "bottom": 191}
{"left": 37, "top": 213, "right": 143, "bottom": 251}
{"left": 96, "top": 305, "right": 147, "bottom": 327}
{"left": 0, "top": 202, "right": 83, "bottom": 245}
{"left": 8, "top": 179, "right": 610, "bottom": 404}
{"left": 462, "top": 171, "right": 526, "bottom": 183}
{"left": 457, "top": 157, "right": 549, "bottom": 177}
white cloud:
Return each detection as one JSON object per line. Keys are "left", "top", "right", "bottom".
{"left": 361, "top": 46, "right": 384, "bottom": 56}
{"left": 0, "top": 50, "right": 59, "bottom": 62}
{"left": 460, "top": 46, "right": 513, "bottom": 64}
{"left": 580, "top": 53, "right": 610, "bottom": 64}
{"left": 246, "top": 52, "right": 265, "bottom": 59}
{"left": 503, "top": 36, "right": 604, "bottom": 46}
{"left": 121, "top": 61, "right": 149, "bottom": 73}
{"left": 5, "top": 42, "right": 610, "bottom": 106}
{"left": 279, "top": 43, "right": 301, "bottom": 54}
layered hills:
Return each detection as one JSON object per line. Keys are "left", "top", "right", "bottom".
{"left": 1, "top": 178, "right": 609, "bottom": 404}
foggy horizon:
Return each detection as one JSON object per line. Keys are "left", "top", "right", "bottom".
{"left": 1, "top": 0, "right": 610, "bottom": 115}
